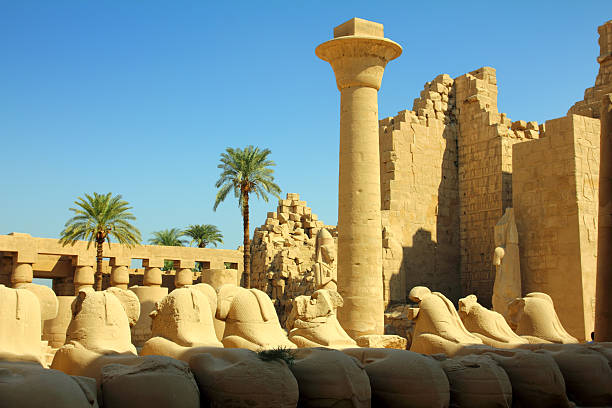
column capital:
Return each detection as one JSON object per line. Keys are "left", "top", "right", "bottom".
{"left": 316, "top": 18, "right": 401, "bottom": 91}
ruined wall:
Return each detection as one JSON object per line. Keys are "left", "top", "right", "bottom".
{"left": 251, "top": 193, "right": 335, "bottom": 326}
{"left": 513, "top": 114, "right": 600, "bottom": 340}
{"left": 568, "top": 20, "right": 612, "bottom": 119}
{"left": 379, "top": 68, "right": 544, "bottom": 307}
{"left": 379, "top": 74, "right": 460, "bottom": 304}
{"left": 453, "top": 68, "right": 533, "bottom": 306}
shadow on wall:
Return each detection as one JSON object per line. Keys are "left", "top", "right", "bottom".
{"left": 400, "top": 229, "right": 458, "bottom": 305}
{"left": 395, "top": 122, "right": 460, "bottom": 304}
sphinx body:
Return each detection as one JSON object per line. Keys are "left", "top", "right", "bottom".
{"left": 51, "top": 288, "right": 141, "bottom": 381}
{"left": 217, "top": 285, "right": 296, "bottom": 350}
{"left": 140, "top": 285, "right": 223, "bottom": 360}
{"left": 286, "top": 289, "right": 356, "bottom": 348}
{"left": 408, "top": 286, "right": 483, "bottom": 356}
{"left": 508, "top": 292, "right": 578, "bottom": 344}
{"left": 458, "top": 294, "right": 528, "bottom": 348}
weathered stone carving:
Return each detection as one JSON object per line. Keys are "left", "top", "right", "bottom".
{"left": 189, "top": 348, "right": 299, "bottom": 407}
{"left": 508, "top": 292, "right": 578, "bottom": 344}
{"left": 408, "top": 286, "right": 483, "bottom": 356}
{"left": 286, "top": 289, "right": 356, "bottom": 348}
{"left": 458, "top": 294, "right": 527, "bottom": 348}
{"left": 313, "top": 228, "right": 337, "bottom": 291}
{"left": 492, "top": 208, "right": 521, "bottom": 321}
{"left": 250, "top": 193, "right": 334, "bottom": 327}
{"left": 50, "top": 289, "right": 140, "bottom": 378}
{"left": 0, "top": 285, "right": 45, "bottom": 365}
{"left": 145, "top": 286, "right": 222, "bottom": 349}
{"left": 216, "top": 285, "right": 296, "bottom": 350}
{"left": 344, "top": 348, "right": 450, "bottom": 408}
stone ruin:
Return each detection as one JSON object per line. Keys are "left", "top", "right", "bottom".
{"left": 251, "top": 193, "right": 337, "bottom": 326}
{"left": 1, "top": 16, "right": 612, "bottom": 408}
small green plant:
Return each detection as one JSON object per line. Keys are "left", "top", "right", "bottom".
{"left": 257, "top": 346, "right": 296, "bottom": 366}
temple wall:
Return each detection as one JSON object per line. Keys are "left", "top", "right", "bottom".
{"left": 453, "top": 68, "right": 532, "bottom": 306}
{"left": 379, "top": 74, "right": 460, "bottom": 304}
{"left": 512, "top": 114, "right": 600, "bottom": 340}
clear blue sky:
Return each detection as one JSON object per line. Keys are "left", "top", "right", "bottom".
{"left": 0, "top": 1, "right": 608, "bottom": 250}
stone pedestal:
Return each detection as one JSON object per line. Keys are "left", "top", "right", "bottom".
{"left": 316, "top": 18, "right": 401, "bottom": 337}
{"left": 596, "top": 93, "right": 612, "bottom": 341}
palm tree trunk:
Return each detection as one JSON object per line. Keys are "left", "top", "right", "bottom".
{"left": 242, "top": 191, "right": 251, "bottom": 289}
{"left": 95, "top": 241, "right": 103, "bottom": 291}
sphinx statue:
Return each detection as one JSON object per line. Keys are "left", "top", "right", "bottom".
{"left": 51, "top": 288, "right": 141, "bottom": 380}
{"left": 313, "top": 228, "right": 337, "bottom": 291}
{"left": 492, "top": 208, "right": 521, "bottom": 322}
{"left": 216, "top": 285, "right": 296, "bottom": 350}
{"left": 141, "top": 285, "right": 223, "bottom": 360}
{"left": 0, "top": 284, "right": 45, "bottom": 365}
{"left": 408, "top": 286, "right": 483, "bottom": 356}
{"left": 286, "top": 289, "right": 356, "bottom": 348}
{"left": 458, "top": 294, "right": 528, "bottom": 348}
{"left": 507, "top": 292, "right": 578, "bottom": 344}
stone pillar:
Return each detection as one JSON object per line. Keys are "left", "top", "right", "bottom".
{"left": 143, "top": 267, "right": 162, "bottom": 287}
{"left": 596, "top": 93, "right": 612, "bottom": 341}
{"left": 110, "top": 265, "right": 129, "bottom": 290}
{"left": 175, "top": 268, "right": 194, "bottom": 289}
{"left": 11, "top": 262, "right": 33, "bottom": 288}
{"left": 316, "top": 18, "right": 401, "bottom": 337}
{"left": 73, "top": 265, "right": 94, "bottom": 294}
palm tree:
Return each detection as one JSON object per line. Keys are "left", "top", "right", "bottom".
{"left": 213, "top": 145, "right": 281, "bottom": 288}
{"left": 59, "top": 192, "right": 141, "bottom": 291}
{"left": 148, "top": 228, "right": 187, "bottom": 246}
{"left": 183, "top": 224, "right": 223, "bottom": 248}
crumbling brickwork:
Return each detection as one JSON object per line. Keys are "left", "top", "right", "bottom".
{"left": 379, "top": 74, "right": 461, "bottom": 304}
{"left": 568, "top": 20, "right": 612, "bottom": 119}
{"left": 251, "top": 193, "right": 335, "bottom": 326}
{"left": 513, "top": 114, "right": 600, "bottom": 340}
{"left": 453, "top": 68, "right": 535, "bottom": 306}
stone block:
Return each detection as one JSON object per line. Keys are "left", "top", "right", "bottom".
{"left": 333, "top": 17, "right": 384, "bottom": 38}
{"left": 511, "top": 120, "right": 527, "bottom": 131}
{"left": 355, "top": 334, "right": 408, "bottom": 349}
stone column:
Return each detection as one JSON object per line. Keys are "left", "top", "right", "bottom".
{"left": 316, "top": 18, "right": 402, "bottom": 337}
{"left": 73, "top": 265, "right": 94, "bottom": 294}
{"left": 109, "top": 256, "right": 131, "bottom": 290}
{"left": 174, "top": 259, "right": 195, "bottom": 289}
{"left": 11, "top": 262, "right": 33, "bottom": 288}
{"left": 143, "top": 267, "right": 162, "bottom": 287}
{"left": 110, "top": 265, "right": 129, "bottom": 290}
{"left": 596, "top": 93, "right": 612, "bottom": 341}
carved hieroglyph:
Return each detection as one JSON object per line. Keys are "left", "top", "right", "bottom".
{"left": 492, "top": 208, "right": 521, "bottom": 321}
{"left": 316, "top": 17, "right": 401, "bottom": 338}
